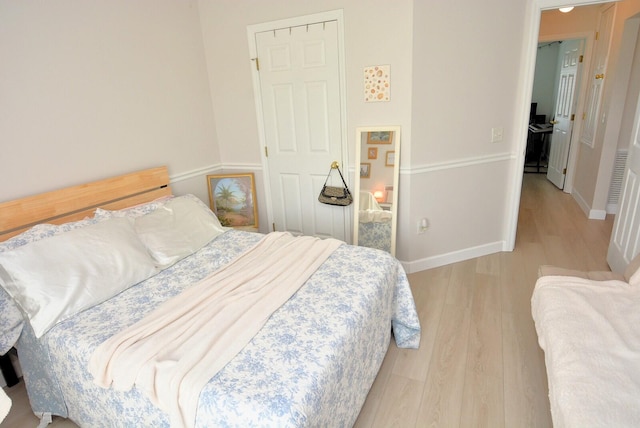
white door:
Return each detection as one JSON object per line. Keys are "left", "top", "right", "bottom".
{"left": 547, "top": 39, "right": 583, "bottom": 189}
{"left": 580, "top": 4, "right": 615, "bottom": 148}
{"left": 253, "top": 20, "right": 348, "bottom": 241}
{"left": 607, "top": 91, "right": 640, "bottom": 273}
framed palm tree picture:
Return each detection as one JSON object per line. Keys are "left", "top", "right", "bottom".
{"left": 206, "top": 173, "right": 258, "bottom": 229}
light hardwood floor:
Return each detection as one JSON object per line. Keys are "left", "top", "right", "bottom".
{"left": 354, "top": 173, "right": 614, "bottom": 427}
{"left": 1, "top": 174, "right": 614, "bottom": 427}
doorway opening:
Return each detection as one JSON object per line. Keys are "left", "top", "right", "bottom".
{"left": 527, "top": 36, "right": 586, "bottom": 190}
{"left": 507, "top": 1, "right": 611, "bottom": 251}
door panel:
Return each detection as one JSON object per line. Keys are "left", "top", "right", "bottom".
{"left": 272, "top": 85, "right": 296, "bottom": 151}
{"left": 256, "top": 21, "right": 346, "bottom": 240}
{"left": 306, "top": 81, "right": 330, "bottom": 151}
{"left": 547, "top": 39, "right": 583, "bottom": 189}
{"left": 580, "top": 4, "right": 615, "bottom": 147}
{"left": 279, "top": 174, "right": 304, "bottom": 235}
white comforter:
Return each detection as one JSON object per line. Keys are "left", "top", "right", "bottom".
{"left": 531, "top": 275, "right": 640, "bottom": 428}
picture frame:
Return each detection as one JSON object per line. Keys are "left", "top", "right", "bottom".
{"left": 367, "top": 147, "right": 378, "bottom": 159}
{"left": 385, "top": 151, "right": 395, "bottom": 167}
{"left": 367, "top": 131, "right": 393, "bottom": 145}
{"left": 360, "top": 163, "right": 371, "bottom": 178}
{"left": 206, "top": 173, "right": 258, "bottom": 228}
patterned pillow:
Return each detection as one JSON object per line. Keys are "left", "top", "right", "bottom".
{"left": 93, "top": 195, "right": 174, "bottom": 219}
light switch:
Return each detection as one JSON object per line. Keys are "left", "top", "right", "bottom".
{"left": 491, "top": 127, "right": 503, "bottom": 143}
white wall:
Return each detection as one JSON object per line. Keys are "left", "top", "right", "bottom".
{"left": 0, "top": 0, "right": 533, "bottom": 269}
{"left": 197, "top": 0, "right": 535, "bottom": 267}
{"left": 404, "top": 0, "right": 527, "bottom": 268}
{"left": 0, "top": 0, "right": 220, "bottom": 202}
{"left": 9, "top": 1, "right": 634, "bottom": 270}
{"left": 533, "top": 42, "right": 561, "bottom": 122}
{"left": 197, "top": 0, "right": 414, "bottom": 234}
{"left": 197, "top": 0, "right": 413, "bottom": 164}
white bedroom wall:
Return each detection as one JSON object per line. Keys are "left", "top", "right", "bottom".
{"left": 402, "top": 0, "right": 527, "bottom": 269}
{"left": 5, "top": 0, "right": 625, "bottom": 270}
{"left": 196, "top": 0, "right": 537, "bottom": 268}
{"left": 197, "top": 0, "right": 414, "bottom": 234}
{"left": 0, "top": 0, "right": 220, "bottom": 202}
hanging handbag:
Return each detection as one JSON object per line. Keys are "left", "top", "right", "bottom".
{"left": 318, "top": 162, "right": 353, "bottom": 206}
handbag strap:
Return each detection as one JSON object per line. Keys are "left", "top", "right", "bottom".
{"left": 323, "top": 165, "right": 351, "bottom": 194}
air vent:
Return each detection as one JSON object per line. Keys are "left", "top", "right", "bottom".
{"left": 608, "top": 150, "right": 628, "bottom": 208}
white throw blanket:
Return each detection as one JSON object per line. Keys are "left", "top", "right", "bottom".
{"left": 89, "top": 232, "right": 342, "bottom": 428}
{"left": 531, "top": 275, "right": 640, "bottom": 428}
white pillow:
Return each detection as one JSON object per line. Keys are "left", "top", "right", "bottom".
{"left": 134, "top": 196, "right": 226, "bottom": 268}
{"left": 0, "top": 217, "right": 158, "bottom": 338}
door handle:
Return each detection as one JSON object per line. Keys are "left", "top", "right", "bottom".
{"left": 550, "top": 120, "right": 558, "bottom": 124}
{"left": 595, "top": 73, "right": 605, "bottom": 79}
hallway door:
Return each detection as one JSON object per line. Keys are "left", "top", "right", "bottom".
{"left": 547, "top": 39, "right": 583, "bottom": 189}
{"left": 580, "top": 3, "right": 615, "bottom": 148}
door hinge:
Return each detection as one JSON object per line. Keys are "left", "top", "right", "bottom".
{"left": 571, "top": 114, "right": 575, "bottom": 121}
{"left": 595, "top": 31, "right": 599, "bottom": 41}
{"left": 272, "top": 222, "right": 276, "bottom": 232}
{"left": 563, "top": 168, "right": 567, "bottom": 175}
{"left": 264, "top": 146, "right": 269, "bottom": 157}
{"left": 252, "top": 57, "right": 260, "bottom": 71}
{"left": 582, "top": 112, "right": 587, "bottom": 120}
{"left": 579, "top": 55, "right": 584, "bottom": 63}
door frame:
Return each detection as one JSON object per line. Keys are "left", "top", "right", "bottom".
{"left": 246, "top": 10, "right": 350, "bottom": 238}
{"left": 505, "top": 0, "right": 616, "bottom": 251}
{"left": 541, "top": 33, "right": 593, "bottom": 192}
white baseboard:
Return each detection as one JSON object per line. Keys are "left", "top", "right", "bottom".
{"left": 400, "top": 241, "right": 506, "bottom": 274}
{"left": 572, "top": 190, "right": 607, "bottom": 220}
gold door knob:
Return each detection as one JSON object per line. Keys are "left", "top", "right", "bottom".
{"left": 595, "top": 73, "right": 605, "bottom": 79}
{"left": 550, "top": 120, "right": 558, "bottom": 124}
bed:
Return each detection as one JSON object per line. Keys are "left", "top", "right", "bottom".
{"left": 357, "top": 191, "right": 392, "bottom": 253}
{"left": 531, "top": 263, "right": 640, "bottom": 427}
{"left": 0, "top": 166, "right": 420, "bottom": 427}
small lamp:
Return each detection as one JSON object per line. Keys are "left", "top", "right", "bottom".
{"left": 559, "top": 6, "right": 574, "bottom": 13}
{"left": 373, "top": 190, "right": 384, "bottom": 202}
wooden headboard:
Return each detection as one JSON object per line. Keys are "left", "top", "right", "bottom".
{"left": 0, "top": 166, "right": 171, "bottom": 242}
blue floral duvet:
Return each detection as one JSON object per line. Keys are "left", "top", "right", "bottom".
{"left": 14, "top": 230, "right": 420, "bottom": 427}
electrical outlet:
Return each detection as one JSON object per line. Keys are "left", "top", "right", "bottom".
{"left": 491, "top": 127, "right": 504, "bottom": 143}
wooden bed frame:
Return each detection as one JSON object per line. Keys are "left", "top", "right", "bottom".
{"left": 0, "top": 166, "right": 171, "bottom": 242}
